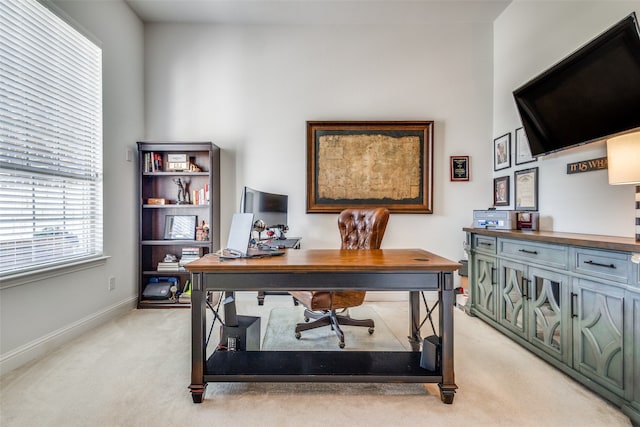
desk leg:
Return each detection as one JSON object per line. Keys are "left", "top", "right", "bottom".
{"left": 438, "top": 271, "right": 458, "bottom": 404}
{"left": 408, "top": 291, "right": 421, "bottom": 351}
{"left": 189, "top": 273, "right": 207, "bottom": 403}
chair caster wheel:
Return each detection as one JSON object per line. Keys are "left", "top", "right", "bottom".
{"left": 304, "top": 317, "right": 310, "bottom": 323}
{"left": 368, "top": 327, "right": 374, "bottom": 334}
{"left": 295, "top": 332, "right": 301, "bottom": 339}
{"left": 339, "top": 342, "right": 345, "bottom": 349}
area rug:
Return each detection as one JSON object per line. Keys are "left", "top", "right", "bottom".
{"left": 262, "top": 306, "right": 405, "bottom": 351}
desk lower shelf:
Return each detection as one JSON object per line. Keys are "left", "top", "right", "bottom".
{"left": 204, "top": 351, "right": 441, "bottom": 383}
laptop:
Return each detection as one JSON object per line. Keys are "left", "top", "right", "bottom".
{"left": 222, "top": 213, "right": 285, "bottom": 259}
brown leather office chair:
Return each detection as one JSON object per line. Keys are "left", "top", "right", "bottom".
{"left": 290, "top": 207, "right": 390, "bottom": 348}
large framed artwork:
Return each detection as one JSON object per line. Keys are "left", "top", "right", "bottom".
{"left": 306, "top": 121, "right": 434, "bottom": 213}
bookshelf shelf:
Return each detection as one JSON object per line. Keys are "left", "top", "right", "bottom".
{"left": 137, "top": 141, "right": 220, "bottom": 309}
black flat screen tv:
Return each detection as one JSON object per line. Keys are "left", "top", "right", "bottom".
{"left": 513, "top": 12, "right": 640, "bottom": 157}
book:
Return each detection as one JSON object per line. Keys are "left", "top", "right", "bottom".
{"left": 157, "top": 261, "right": 180, "bottom": 272}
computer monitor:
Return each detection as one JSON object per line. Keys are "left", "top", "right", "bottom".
{"left": 240, "top": 186, "right": 288, "bottom": 229}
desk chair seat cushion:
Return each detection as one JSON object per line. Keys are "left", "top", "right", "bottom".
{"left": 289, "top": 290, "right": 366, "bottom": 311}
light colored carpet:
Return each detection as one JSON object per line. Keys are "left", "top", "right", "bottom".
{"left": 262, "top": 306, "right": 404, "bottom": 351}
{"left": 0, "top": 293, "right": 632, "bottom": 427}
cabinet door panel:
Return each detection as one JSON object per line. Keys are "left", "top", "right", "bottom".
{"left": 499, "top": 259, "right": 527, "bottom": 338}
{"left": 473, "top": 253, "right": 497, "bottom": 320}
{"left": 574, "top": 279, "right": 625, "bottom": 396}
{"left": 529, "top": 267, "right": 569, "bottom": 362}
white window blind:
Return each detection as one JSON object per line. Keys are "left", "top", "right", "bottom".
{"left": 0, "top": 0, "right": 103, "bottom": 277}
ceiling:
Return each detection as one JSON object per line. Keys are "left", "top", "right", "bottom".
{"left": 125, "top": 0, "right": 512, "bottom": 25}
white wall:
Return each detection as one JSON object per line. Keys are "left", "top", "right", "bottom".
{"left": 0, "top": 0, "right": 144, "bottom": 372}
{"left": 144, "top": 22, "right": 495, "bottom": 263}
{"left": 493, "top": 0, "right": 640, "bottom": 236}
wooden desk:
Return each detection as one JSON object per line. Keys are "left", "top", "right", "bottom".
{"left": 185, "top": 248, "right": 461, "bottom": 404}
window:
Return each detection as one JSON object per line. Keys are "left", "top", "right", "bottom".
{"left": 0, "top": 0, "right": 103, "bottom": 278}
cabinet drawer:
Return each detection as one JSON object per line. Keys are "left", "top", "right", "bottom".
{"left": 572, "top": 248, "right": 629, "bottom": 284}
{"left": 473, "top": 235, "right": 497, "bottom": 254}
{"left": 498, "top": 239, "right": 568, "bottom": 269}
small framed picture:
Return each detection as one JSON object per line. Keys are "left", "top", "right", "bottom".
{"left": 514, "top": 167, "right": 539, "bottom": 211}
{"left": 164, "top": 215, "right": 197, "bottom": 240}
{"left": 515, "top": 127, "right": 536, "bottom": 165}
{"left": 450, "top": 156, "right": 470, "bottom": 181}
{"left": 493, "top": 176, "right": 510, "bottom": 206}
{"left": 494, "top": 133, "right": 511, "bottom": 171}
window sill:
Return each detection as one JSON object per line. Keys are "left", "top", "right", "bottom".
{"left": 0, "top": 256, "right": 111, "bottom": 290}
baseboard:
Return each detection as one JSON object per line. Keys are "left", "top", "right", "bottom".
{"left": 0, "top": 296, "right": 137, "bottom": 377}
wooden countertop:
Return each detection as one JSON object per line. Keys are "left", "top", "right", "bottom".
{"left": 463, "top": 228, "right": 640, "bottom": 253}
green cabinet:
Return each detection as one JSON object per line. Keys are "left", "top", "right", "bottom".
{"left": 465, "top": 228, "right": 640, "bottom": 425}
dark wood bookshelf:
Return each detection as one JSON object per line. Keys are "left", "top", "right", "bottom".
{"left": 137, "top": 141, "right": 220, "bottom": 309}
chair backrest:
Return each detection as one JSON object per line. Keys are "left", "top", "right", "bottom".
{"left": 337, "top": 208, "right": 390, "bottom": 250}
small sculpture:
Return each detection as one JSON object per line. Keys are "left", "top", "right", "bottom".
{"left": 196, "top": 220, "right": 210, "bottom": 241}
{"left": 172, "top": 177, "right": 190, "bottom": 204}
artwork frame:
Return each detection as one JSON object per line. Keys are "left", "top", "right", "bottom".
{"left": 164, "top": 215, "right": 197, "bottom": 240}
{"left": 515, "top": 127, "right": 536, "bottom": 165}
{"left": 494, "top": 132, "right": 511, "bottom": 171}
{"left": 450, "top": 155, "right": 470, "bottom": 181}
{"left": 493, "top": 176, "right": 510, "bottom": 207}
{"left": 306, "top": 120, "right": 434, "bottom": 213}
{"left": 514, "top": 167, "right": 539, "bottom": 211}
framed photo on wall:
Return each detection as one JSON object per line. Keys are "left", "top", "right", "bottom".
{"left": 493, "top": 176, "right": 509, "bottom": 206}
{"left": 494, "top": 132, "right": 511, "bottom": 171}
{"left": 515, "top": 127, "right": 536, "bottom": 165}
{"left": 514, "top": 167, "right": 538, "bottom": 211}
{"left": 450, "top": 155, "right": 469, "bottom": 181}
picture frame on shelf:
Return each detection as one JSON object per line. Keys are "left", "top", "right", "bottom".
{"left": 494, "top": 133, "right": 511, "bottom": 171}
{"left": 515, "top": 127, "right": 536, "bottom": 165}
{"left": 450, "top": 156, "right": 470, "bottom": 181}
{"left": 493, "top": 176, "right": 510, "bottom": 206}
{"left": 514, "top": 167, "right": 539, "bottom": 211}
{"left": 164, "top": 215, "right": 197, "bottom": 240}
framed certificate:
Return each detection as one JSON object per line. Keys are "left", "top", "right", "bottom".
{"left": 514, "top": 167, "right": 538, "bottom": 211}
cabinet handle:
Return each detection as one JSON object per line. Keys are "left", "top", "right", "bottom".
{"left": 491, "top": 267, "right": 497, "bottom": 285}
{"left": 570, "top": 292, "right": 578, "bottom": 318}
{"left": 519, "top": 249, "right": 538, "bottom": 255}
{"left": 521, "top": 278, "right": 528, "bottom": 299}
{"left": 583, "top": 260, "right": 616, "bottom": 269}
{"left": 479, "top": 242, "right": 493, "bottom": 247}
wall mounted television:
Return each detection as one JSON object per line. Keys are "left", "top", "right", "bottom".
{"left": 240, "top": 186, "right": 288, "bottom": 229}
{"left": 513, "top": 12, "right": 640, "bottom": 157}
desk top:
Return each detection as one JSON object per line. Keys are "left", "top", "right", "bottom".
{"left": 185, "top": 249, "right": 461, "bottom": 273}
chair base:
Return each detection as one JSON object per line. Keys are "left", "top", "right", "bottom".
{"left": 294, "top": 308, "right": 374, "bottom": 348}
